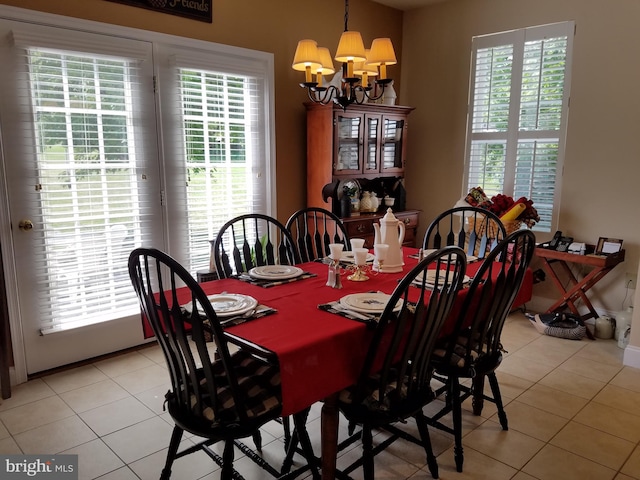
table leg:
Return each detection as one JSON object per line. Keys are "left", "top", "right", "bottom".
{"left": 321, "top": 393, "right": 339, "bottom": 480}
{"left": 540, "top": 259, "right": 580, "bottom": 315}
{"left": 539, "top": 258, "right": 622, "bottom": 340}
{"left": 558, "top": 267, "right": 612, "bottom": 321}
{"left": 556, "top": 261, "right": 595, "bottom": 316}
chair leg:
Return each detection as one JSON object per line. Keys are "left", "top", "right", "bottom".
{"left": 488, "top": 372, "right": 508, "bottom": 430}
{"left": 448, "top": 376, "right": 464, "bottom": 472}
{"left": 221, "top": 440, "right": 235, "bottom": 480}
{"left": 281, "top": 408, "right": 319, "bottom": 479}
{"left": 281, "top": 427, "right": 298, "bottom": 474}
{"left": 361, "top": 425, "right": 375, "bottom": 480}
{"left": 281, "top": 415, "right": 292, "bottom": 450}
{"left": 294, "top": 409, "right": 320, "bottom": 479}
{"left": 415, "top": 411, "right": 439, "bottom": 479}
{"left": 161, "top": 426, "right": 183, "bottom": 480}
{"left": 252, "top": 430, "right": 263, "bottom": 451}
{"left": 348, "top": 420, "right": 357, "bottom": 436}
{"left": 472, "top": 372, "right": 486, "bottom": 416}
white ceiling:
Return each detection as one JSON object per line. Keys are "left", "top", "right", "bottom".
{"left": 372, "top": 0, "right": 448, "bottom": 11}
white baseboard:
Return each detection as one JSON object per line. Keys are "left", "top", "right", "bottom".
{"left": 623, "top": 344, "right": 640, "bottom": 369}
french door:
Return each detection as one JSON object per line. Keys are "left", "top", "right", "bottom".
{"left": 0, "top": 20, "right": 163, "bottom": 374}
{"left": 0, "top": 10, "right": 275, "bottom": 376}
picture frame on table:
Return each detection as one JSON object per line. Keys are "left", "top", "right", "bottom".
{"left": 595, "top": 237, "right": 623, "bottom": 255}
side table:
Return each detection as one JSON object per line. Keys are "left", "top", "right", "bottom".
{"left": 534, "top": 247, "right": 625, "bottom": 338}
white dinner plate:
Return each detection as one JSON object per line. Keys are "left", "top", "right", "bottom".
{"left": 420, "top": 249, "right": 477, "bottom": 263}
{"left": 248, "top": 265, "right": 304, "bottom": 280}
{"left": 339, "top": 292, "right": 402, "bottom": 314}
{"left": 339, "top": 251, "right": 375, "bottom": 263}
{"left": 183, "top": 294, "right": 258, "bottom": 318}
{"left": 413, "top": 270, "right": 471, "bottom": 287}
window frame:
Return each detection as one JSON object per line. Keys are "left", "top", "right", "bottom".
{"left": 462, "top": 21, "right": 574, "bottom": 233}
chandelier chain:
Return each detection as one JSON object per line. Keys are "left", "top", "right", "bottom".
{"left": 344, "top": 0, "right": 349, "bottom": 32}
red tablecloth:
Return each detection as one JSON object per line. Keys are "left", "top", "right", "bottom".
{"left": 142, "top": 250, "right": 532, "bottom": 416}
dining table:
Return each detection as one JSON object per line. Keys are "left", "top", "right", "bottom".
{"left": 147, "top": 248, "right": 533, "bottom": 480}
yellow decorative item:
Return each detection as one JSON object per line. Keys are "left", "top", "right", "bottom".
{"left": 500, "top": 202, "right": 526, "bottom": 221}
{"left": 462, "top": 188, "right": 540, "bottom": 228}
{"left": 468, "top": 215, "right": 522, "bottom": 238}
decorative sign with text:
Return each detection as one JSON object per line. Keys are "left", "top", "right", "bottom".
{"left": 106, "top": 0, "right": 212, "bottom": 23}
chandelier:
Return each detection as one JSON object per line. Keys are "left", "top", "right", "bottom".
{"left": 292, "top": 0, "right": 397, "bottom": 110}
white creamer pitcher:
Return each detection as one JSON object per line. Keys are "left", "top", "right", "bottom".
{"left": 373, "top": 208, "right": 405, "bottom": 273}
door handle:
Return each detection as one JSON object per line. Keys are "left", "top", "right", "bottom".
{"left": 18, "top": 219, "right": 34, "bottom": 231}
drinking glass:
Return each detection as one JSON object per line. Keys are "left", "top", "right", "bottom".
{"left": 350, "top": 238, "right": 365, "bottom": 250}
{"left": 374, "top": 243, "right": 389, "bottom": 262}
{"left": 353, "top": 248, "right": 369, "bottom": 266}
{"left": 328, "top": 243, "right": 344, "bottom": 261}
{"left": 373, "top": 243, "right": 389, "bottom": 272}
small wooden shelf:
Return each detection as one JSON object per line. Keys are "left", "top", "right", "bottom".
{"left": 534, "top": 246, "right": 626, "bottom": 330}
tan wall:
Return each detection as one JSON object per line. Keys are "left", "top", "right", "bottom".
{"left": 402, "top": 0, "right": 640, "bottom": 348}
{"left": 0, "top": 0, "right": 403, "bottom": 224}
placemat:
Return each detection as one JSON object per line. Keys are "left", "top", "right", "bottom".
{"left": 222, "top": 304, "right": 276, "bottom": 325}
{"left": 317, "top": 301, "right": 377, "bottom": 328}
{"left": 233, "top": 272, "right": 317, "bottom": 288}
{"left": 183, "top": 304, "right": 277, "bottom": 334}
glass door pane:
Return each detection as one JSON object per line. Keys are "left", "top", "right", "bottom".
{"left": 381, "top": 117, "right": 405, "bottom": 171}
{"left": 364, "top": 115, "right": 380, "bottom": 173}
{"left": 334, "top": 113, "right": 362, "bottom": 173}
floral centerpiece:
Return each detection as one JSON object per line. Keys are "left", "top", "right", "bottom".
{"left": 465, "top": 187, "right": 540, "bottom": 229}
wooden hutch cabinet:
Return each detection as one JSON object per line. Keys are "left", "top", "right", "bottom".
{"left": 341, "top": 209, "right": 420, "bottom": 249}
{"left": 306, "top": 102, "right": 419, "bottom": 247}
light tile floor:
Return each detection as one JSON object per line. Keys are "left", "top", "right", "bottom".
{"left": 1, "top": 312, "right": 639, "bottom": 480}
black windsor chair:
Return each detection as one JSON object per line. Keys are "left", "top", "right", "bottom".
{"left": 285, "top": 207, "right": 350, "bottom": 262}
{"left": 213, "top": 214, "right": 319, "bottom": 478}
{"left": 426, "top": 229, "right": 536, "bottom": 472}
{"left": 336, "top": 246, "right": 468, "bottom": 480}
{"left": 422, "top": 206, "right": 507, "bottom": 261}
{"left": 213, "top": 214, "right": 299, "bottom": 279}
{"left": 128, "top": 248, "right": 318, "bottom": 480}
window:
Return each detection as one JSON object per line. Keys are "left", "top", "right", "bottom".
{"left": 31, "top": 49, "right": 148, "bottom": 330}
{"left": 177, "top": 68, "right": 269, "bottom": 271}
{"left": 463, "top": 22, "right": 574, "bottom": 232}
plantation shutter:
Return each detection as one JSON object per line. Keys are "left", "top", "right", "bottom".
{"left": 157, "top": 45, "right": 274, "bottom": 275}
{"left": 464, "top": 22, "right": 573, "bottom": 232}
{"left": 5, "top": 24, "right": 157, "bottom": 333}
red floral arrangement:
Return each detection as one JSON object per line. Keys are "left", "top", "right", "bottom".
{"left": 465, "top": 187, "right": 540, "bottom": 228}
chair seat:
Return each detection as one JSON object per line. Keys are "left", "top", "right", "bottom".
{"left": 185, "top": 349, "right": 282, "bottom": 425}
{"left": 339, "top": 371, "right": 435, "bottom": 420}
{"left": 432, "top": 332, "right": 479, "bottom": 371}
{"left": 432, "top": 332, "right": 505, "bottom": 373}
